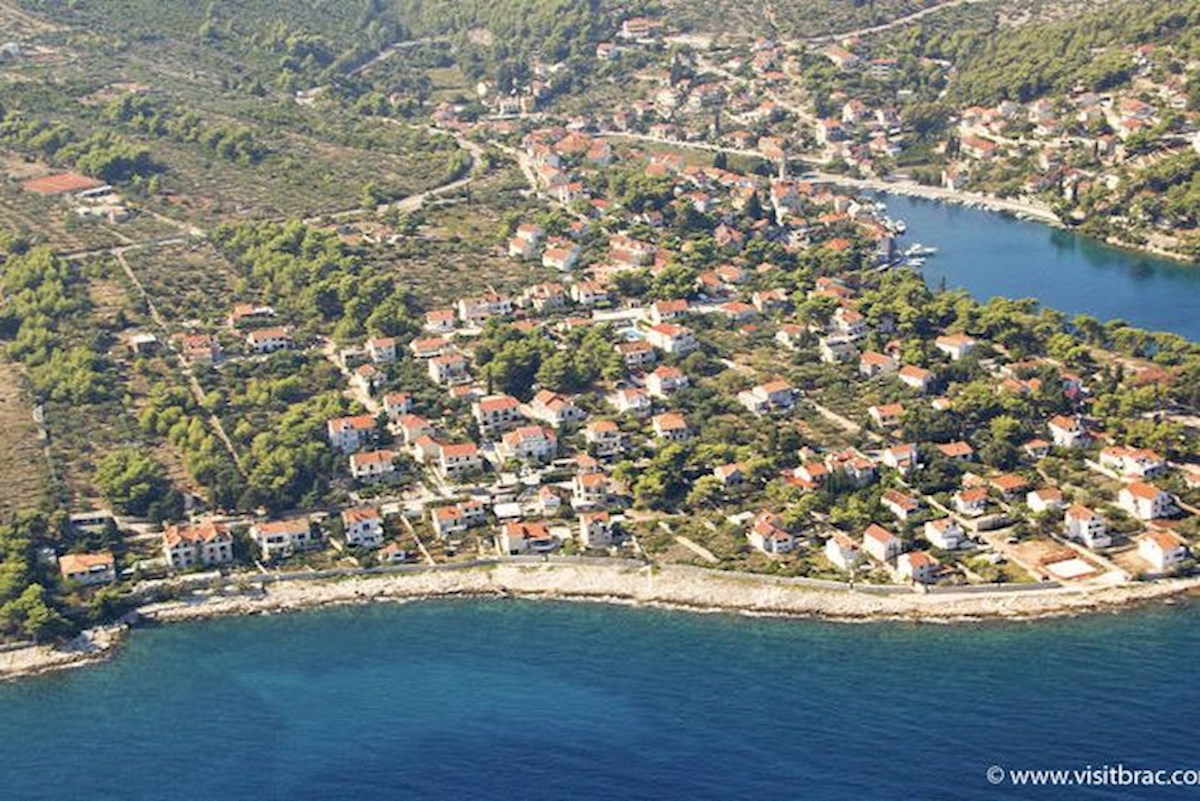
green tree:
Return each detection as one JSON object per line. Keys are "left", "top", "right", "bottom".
{"left": 94, "top": 448, "right": 174, "bottom": 518}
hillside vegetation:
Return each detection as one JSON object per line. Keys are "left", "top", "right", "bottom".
{"left": 21, "top": 0, "right": 626, "bottom": 88}
{"left": 897, "top": 0, "right": 1200, "bottom": 103}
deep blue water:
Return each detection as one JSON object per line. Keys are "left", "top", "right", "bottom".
{"left": 881, "top": 194, "right": 1200, "bottom": 340}
{"left": 2, "top": 599, "right": 1199, "bottom": 800}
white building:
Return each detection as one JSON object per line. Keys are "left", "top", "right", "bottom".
{"left": 162, "top": 520, "right": 234, "bottom": 570}
{"left": 579, "top": 512, "right": 615, "bottom": 548}
{"left": 499, "top": 521, "right": 557, "bottom": 555}
{"left": 349, "top": 449, "right": 399, "bottom": 482}
{"left": 863, "top": 524, "right": 901, "bottom": 563}
{"left": 499, "top": 426, "right": 558, "bottom": 463}
{"left": 251, "top": 518, "right": 317, "bottom": 561}
{"left": 438, "top": 442, "right": 483, "bottom": 480}
{"left": 896, "top": 551, "right": 939, "bottom": 584}
{"left": 924, "top": 518, "right": 966, "bottom": 550}
{"left": 342, "top": 507, "right": 385, "bottom": 549}
{"left": 1119, "top": 482, "right": 1174, "bottom": 521}
{"left": 748, "top": 510, "right": 796, "bottom": 554}
{"left": 1138, "top": 530, "right": 1189, "bottom": 573}
{"left": 644, "top": 322, "right": 698, "bottom": 356}
{"left": 246, "top": 326, "right": 293, "bottom": 354}
{"left": 1026, "top": 487, "right": 1065, "bottom": 514}
{"left": 1064, "top": 504, "right": 1111, "bottom": 549}
{"left": 824, "top": 532, "right": 861, "bottom": 571}
{"left": 58, "top": 552, "right": 116, "bottom": 586}
{"left": 327, "top": 415, "right": 377, "bottom": 453}
{"left": 1047, "top": 415, "right": 1088, "bottom": 449}
{"left": 934, "top": 333, "right": 976, "bottom": 361}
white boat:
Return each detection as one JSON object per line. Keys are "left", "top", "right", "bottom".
{"left": 893, "top": 220, "right": 907, "bottom": 234}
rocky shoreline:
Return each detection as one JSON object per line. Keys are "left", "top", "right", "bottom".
{"left": 3, "top": 562, "right": 1199, "bottom": 682}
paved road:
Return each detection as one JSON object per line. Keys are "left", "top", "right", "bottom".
{"left": 303, "top": 124, "right": 484, "bottom": 225}
{"left": 347, "top": 36, "right": 445, "bottom": 77}
{"left": 798, "top": 0, "right": 993, "bottom": 44}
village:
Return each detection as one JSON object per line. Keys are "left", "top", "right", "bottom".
{"left": 0, "top": 8, "right": 1191, "bottom": 616}
{"left": 55, "top": 40, "right": 1200, "bottom": 596}
{"left": 436, "top": 12, "right": 1200, "bottom": 252}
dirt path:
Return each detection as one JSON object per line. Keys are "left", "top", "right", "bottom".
{"left": 113, "top": 248, "right": 246, "bottom": 477}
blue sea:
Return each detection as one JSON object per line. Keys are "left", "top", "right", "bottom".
{"left": 2, "top": 599, "right": 1198, "bottom": 800}
{"left": 879, "top": 194, "right": 1200, "bottom": 341}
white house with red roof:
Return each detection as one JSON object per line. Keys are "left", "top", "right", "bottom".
{"left": 579, "top": 511, "right": 615, "bottom": 548}
{"left": 896, "top": 551, "right": 939, "bottom": 584}
{"left": 1138, "top": 530, "right": 1189, "bottom": 573}
{"left": 924, "top": 518, "right": 966, "bottom": 550}
{"left": 616, "top": 340, "right": 656, "bottom": 370}
{"left": 327, "top": 415, "right": 377, "bottom": 453}
{"left": 954, "top": 488, "right": 988, "bottom": 517}
{"left": 646, "top": 365, "right": 688, "bottom": 399}
{"left": 430, "top": 505, "right": 468, "bottom": 538}
{"left": 824, "top": 532, "right": 861, "bottom": 571}
{"left": 251, "top": 518, "right": 317, "bottom": 561}
{"left": 738, "top": 379, "right": 794, "bottom": 416}
{"left": 410, "top": 336, "right": 451, "bottom": 359}
{"left": 500, "top": 426, "right": 558, "bottom": 463}
{"left": 349, "top": 449, "right": 398, "bottom": 482}
{"left": 748, "top": 510, "right": 796, "bottom": 554}
{"left": 500, "top": 521, "right": 557, "bottom": 555}
{"left": 880, "top": 443, "right": 920, "bottom": 475}
{"left": 526, "top": 390, "right": 585, "bottom": 428}
{"left": 473, "top": 394, "right": 523, "bottom": 437}
{"left": 652, "top": 412, "right": 691, "bottom": 442}
{"left": 584, "top": 419, "right": 626, "bottom": 456}
{"left": 863, "top": 523, "right": 901, "bottom": 563}
{"left": 610, "top": 387, "right": 653, "bottom": 417}
{"left": 456, "top": 293, "right": 513, "bottom": 325}
{"left": 247, "top": 326, "right": 293, "bottom": 354}
{"left": 162, "top": 520, "right": 234, "bottom": 569}
{"left": 438, "top": 442, "right": 483, "bottom": 480}
{"left": 383, "top": 392, "right": 412, "bottom": 420}
{"left": 572, "top": 470, "right": 610, "bottom": 508}
{"left": 934, "top": 333, "right": 976, "bottom": 361}
{"left": 1119, "top": 482, "right": 1174, "bottom": 521}
{"left": 428, "top": 353, "right": 470, "bottom": 385}
{"left": 342, "top": 507, "right": 384, "bottom": 549}
{"left": 1099, "top": 446, "right": 1166, "bottom": 479}
{"left": 859, "top": 351, "right": 897, "bottom": 378}
{"left": 1026, "top": 487, "right": 1065, "bottom": 514}
{"left": 1065, "top": 504, "right": 1110, "bottom": 549}
{"left": 645, "top": 322, "right": 698, "bottom": 355}
{"left": 881, "top": 488, "right": 920, "bottom": 521}
{"left": 366, "top": 337, "right": 397, "bottom": 364}
{"left": 898, "top": 364, "right": 933, "bottom": 393}
{"left": 868, "top": 403, "right": 905, "bottom": 428}
{"left": 58, "top": 552, "right": 115, "bottom": 586}
{"left": 1047, "top": 415, "right": 1088, "bottom": 449}
{"left": 424, "top": 309, "right": 457, "bottom": 333}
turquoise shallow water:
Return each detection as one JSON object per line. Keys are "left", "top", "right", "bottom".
{"left": 881, "top": 194, "right": 1200, "bottom": 340}
{"left": 1, "top": 599, "right": 1198, "bottom": 800}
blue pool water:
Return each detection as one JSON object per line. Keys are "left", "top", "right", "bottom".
{"left": 2, "top": 599, "right": 1198, "bottom": 800}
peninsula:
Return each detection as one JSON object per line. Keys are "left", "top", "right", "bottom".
{"left": 0, "top": 0, "right": 1197, "bottom": 683}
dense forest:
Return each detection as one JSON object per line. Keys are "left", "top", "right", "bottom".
{"left": 21, "top": 0, "right": 635, "bottom": 89}
{"left": 892, "top": 0, "right": 1200, "bottom": 104}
